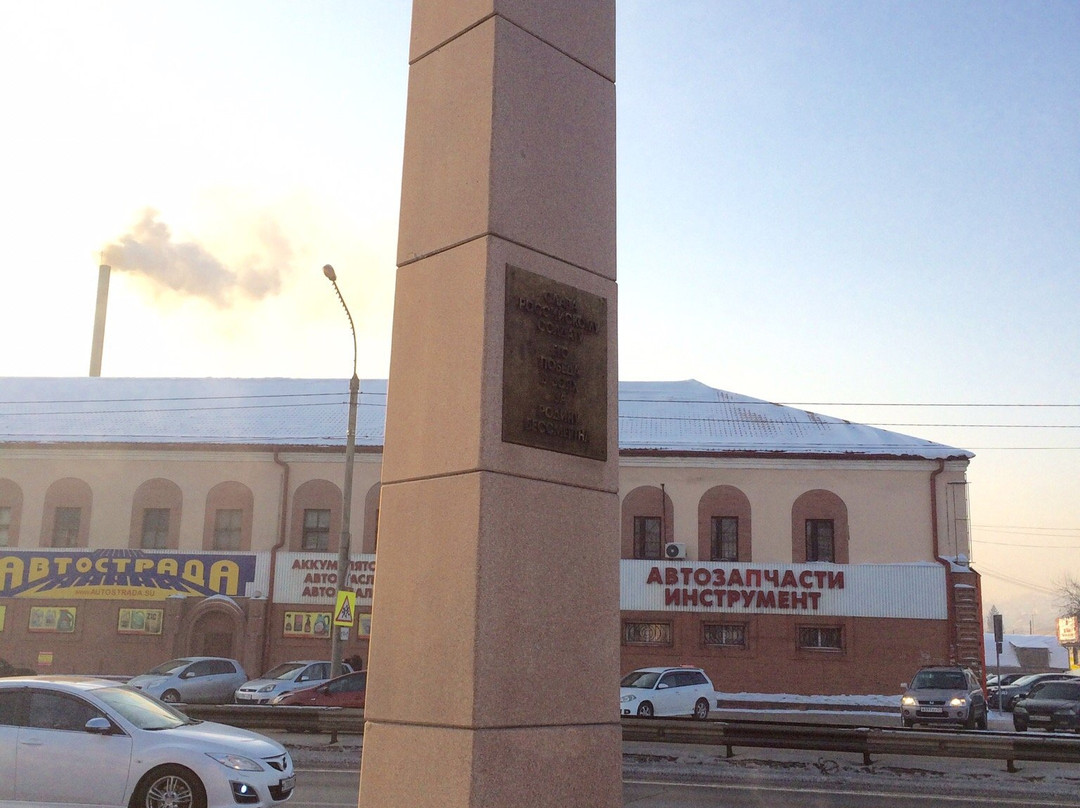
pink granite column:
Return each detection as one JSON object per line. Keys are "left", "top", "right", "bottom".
{"left": 358, "top": 2, "right": 619, "bottom": 807}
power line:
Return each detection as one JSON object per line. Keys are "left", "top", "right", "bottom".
{"left": 975, "top": 564, "right": 1061, "bottom": 596}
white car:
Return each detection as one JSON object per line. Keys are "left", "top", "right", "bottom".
{"left": 235, "top": 660, "right": 348, "bottom": 704}
{"left": 128, "top": 656, "right": 248, "bottom": 704}
{"left": 0, "top": 675, "right": 295, "bottom": 807}
{"left": 620, "top": 666, "right": 715, "bottom": 719}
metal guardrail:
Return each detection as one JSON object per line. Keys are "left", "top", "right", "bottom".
{"left": 180, "top": 704, "right": 363, "bottom": 742}
{"left": 181, "top": 706, "right": 1080, "bottom": 774}
{"left": 624, "top": 717, "right": 1080, "bottom": 773}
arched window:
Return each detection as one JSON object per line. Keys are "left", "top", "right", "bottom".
{"left": 621, "top": 486, "right": 673, "bottom": 560}
{"left": 697, "top": 485, "right": 752, "bottom": 561}
{"left": 290, "top": 479, "right": 342, "bottom": 552}
{"left": 363, "top": 482, "right": 381, "bottom": 554}
{"left": 791, "top": 489, "right": 849, "bottom": 563}
{"left": 130, "top": 478, "right": 183, "bottom": 550}
{"left": 202, "top": 482, "right": 254, "bottom": 551}
{"left": 0, "top": 478, "right": 23, "bottom": 547}
{"left": 41, "top": 478, "right": 92, "bottom": 548}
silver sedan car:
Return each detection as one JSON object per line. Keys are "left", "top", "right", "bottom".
{"left": 0, "top": 675, "right": 295, "bottom": 807}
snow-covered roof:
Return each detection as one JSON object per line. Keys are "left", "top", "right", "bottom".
{"left": 983, "top": 633, "right": 1071, "bottom": 670}
{"left": 0, "top": 377, "right": 972, "bottom": 460}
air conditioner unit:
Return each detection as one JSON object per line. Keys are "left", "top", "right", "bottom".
{"left": 664, "top": 542, "right": 687, "bottom": 560}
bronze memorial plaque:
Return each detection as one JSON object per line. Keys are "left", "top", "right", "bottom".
{"left": 503, "top": 264, "right": 608, "bottom": 461}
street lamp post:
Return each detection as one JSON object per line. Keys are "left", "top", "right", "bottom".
{"left": 323, "top": 264, "right": 359, "bottom": 678}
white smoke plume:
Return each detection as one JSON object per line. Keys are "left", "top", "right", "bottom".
{"left": 102, "top": 209, "right": 286, "bottom": 307}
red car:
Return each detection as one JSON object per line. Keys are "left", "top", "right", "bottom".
{"left": 271, "top": 670, "right": 367, "bottom": 708}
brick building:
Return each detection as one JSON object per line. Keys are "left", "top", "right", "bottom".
{"left": 0, "top": 377, "right": 980, "bottom": 694}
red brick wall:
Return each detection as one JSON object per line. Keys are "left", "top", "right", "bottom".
{"left": 620, "top": 611, "right": 949, "bottom": 695}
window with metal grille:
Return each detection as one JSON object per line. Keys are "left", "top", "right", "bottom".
{"left": 805, "top": 519, "right": 834, "bottom": 562}
{"left": 711, "top": 516, "right": 738, "bottom": 561}
{"left": 141, "top": 508, "right": 170, "bottom": 549}
{"left": 302, "top": 508, "right": 331, "bottom": 551}
{"left": 634, "top": 516, "right": 662, "bottom": 559}
{"left": 213, "top": 508, "right": 243, "bottom": 550}
{"left": 52, "top": 507, "right": 81, "bottom": 547}
{"left": 622, "top": 621, "right": 672, "bottom": 646}
{"left": 798, "top": 626, "right": 843, "bottom": 650}
{"left": 703, "top": 623, "right": 747, "bottom": 648}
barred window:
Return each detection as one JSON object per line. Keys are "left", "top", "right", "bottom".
{"left": 704, "top": 623, "right": 746, "bottom": 648}
{"left": 798, "top": 626, "right": 843, "bottom": 650}
{"left": 622, "top": 621, "right": 673, "bottom": 646}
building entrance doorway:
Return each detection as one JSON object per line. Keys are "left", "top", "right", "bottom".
{"left": 188, "top": 607, "right": 239, "bottom": 659}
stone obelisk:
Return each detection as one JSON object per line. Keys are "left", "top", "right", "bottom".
{"left": 358, "top": 2, "right": 619, "bottom": 807}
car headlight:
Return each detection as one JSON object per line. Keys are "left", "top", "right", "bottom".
{"left": 901, "top": 696, "right": 917, "bottom": 707}
{"left": 621, "top": 694, "right": 636, "bottom": 704}
{"left": 949, "top": 697, "right": 967, "bottom": 707}
{"left": 257, "top": 684, "right": 279, "bottom": 693}
{"left": 208, "top": 753, "right": 263, "bottom": 772}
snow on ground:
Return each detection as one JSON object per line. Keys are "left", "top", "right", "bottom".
{"left": 717, "top": 692, "right": 900, "bottom": 707}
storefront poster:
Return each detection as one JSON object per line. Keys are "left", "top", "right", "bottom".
{"left": 29, "top": 606, "right": 76, "bottom": 633}
{"left": 357, "top": 612, "right": 372, "bottom": 637}
{"left": 284, "top": 611, "right": 332, "bottom": 638}
{"left": 118, "top": 608, "right": 163, "bottom": 635}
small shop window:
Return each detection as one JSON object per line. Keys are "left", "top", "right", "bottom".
{"left": 622, "top": 621, "right": 673, "bottom": 647}
{"left": 703, "top": 623, "right": 746, "bottom": 648}
{"left": 52, "top": 507, "right": 81, "bottom": 547}
{"left": 141, "top": 508, "right": 170, "bottom": 549}
{"left": 711, "top": 517, "right": 738, "bottom": 561}
{"left": 633, "top": 516, "right": 662, "bottom": 559}
{"left": 302, "top": 509, "right": 331, "bottom": 551}
{"left": 213, "top": 509, "right": 243, "bottom": 550}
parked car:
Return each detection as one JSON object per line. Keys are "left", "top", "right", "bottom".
{"left": 900, "top": 665, "right": 988, "bottom": 729}
{"left": 127, "top": 656, "right": 247, "bottom": 704}
{"left": 989, "top": 672, "right": 1077, "bottom": 712}
{"left": 1013, "top": 678, "right": 1080, "bottom": 732}
{"left": 620, "top": 666, "right": 714, "bottom": 719}
{"left": 271, "top": 669, "right": 367, "bottom": 708}
{"left": 985, "top": 672, "right": 1025, "bottom": 689}
{"left": 235, "top": 660, "right": 348, "bottom": 705}
{"left": 0, "top": 675, "right": 295, "bottom": 807}
{"left": 0, "top": 658, "right": 35, "bottom": 677}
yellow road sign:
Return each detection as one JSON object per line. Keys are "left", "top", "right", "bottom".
{"left": 333, "top": 590, "right": 356, "bottom": 627}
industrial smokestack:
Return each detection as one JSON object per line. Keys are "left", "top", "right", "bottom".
{"left": 89, "top": 264, "right": 111, "bottom": 377}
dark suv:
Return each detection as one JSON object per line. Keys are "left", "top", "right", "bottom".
{"left": 901, "top": 665, "right": 987, "bottom": 729}
{"left": 989, "top": 672, "right": 1076, "bottom": 711}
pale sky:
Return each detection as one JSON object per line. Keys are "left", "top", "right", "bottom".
{"left": 1, "top": 1, "right": 1077, "bottom": 635}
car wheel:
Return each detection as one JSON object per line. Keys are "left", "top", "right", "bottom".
{"left": 159, "top": 689, "right": 181, "bottom": 704}
{"left": 902, "top": 717, "right": 914, "bottom": 728}
{"left": 131, "top": 765, "right": 206, "bottom": 808}
{"left": 1014, "top": 721, "right": 1027, "bottom": 733}
{"left": 977, "top": 709, "right": 988, "bottom": 730}
{"left": 636, "top": 702, "right": 654, "bottom": 718}
{"left": 693, "top": 698, "right": 710, "bottom": 720}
